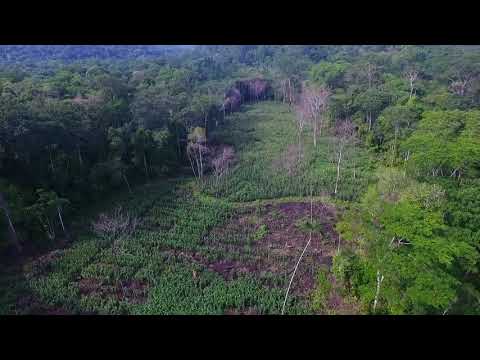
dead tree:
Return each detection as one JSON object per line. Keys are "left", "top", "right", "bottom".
{"left": 211, "top": 145, "right": 235, "bottom": 184}
{"left": 449, "top": 77, "right": 471, "bottom": 96}
{"left": 332, "top": 120, "right": 357, "bottom": 195}
{"left": 365, "top": 62, "right": 378, "bottom": 89}
{"left": 187, "top": 127, "right": 210, "bottom": 180}
{"left": 0, "top": 192, "right": 22, "bottom": 253}
{"left": 405, "top": 69, "right": 419, "bottom": 100}
{"left": 373, "top": 270, "right": 385, "bottom": 312}
{"left": 302, "top": 85, "right": 330, "bottom": 148}
{"left": 281, "top": 78, "right": 296, "bottom": 105}
{"left": 282, "top": 187, "right": 315, "bottom": 315}
{"left": 294, "top": 100, "right": 308, "bottom": 157}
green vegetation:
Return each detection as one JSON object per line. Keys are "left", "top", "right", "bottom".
{"left": 2, "top": 45, "right": 480, "bottom": 315}
{"left": 202, "top": 102, "right": 373, "bottom": 202}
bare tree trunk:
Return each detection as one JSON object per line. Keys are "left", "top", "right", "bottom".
{"left": 0, "top": 192, "right": 21, "bottom": 253}
{"left": 298, "top": 132, "right": 302, "bottom": 160}
{"left": 199, "top": 148, "right": 203, "bottom": 179}
{"left": 373, "top": 270, "right": 384, "bottom": 313}
{"left": 175, "top": 125, "right": 181, "bottom": 159}
{"left": 143, "top": 152, "right": 149, "bottom": 182}
{"left": 281, "top": 232, "right": 312, "bottom": 315}
{"left": 313, "top": 119, "right": 317, "bottom": 148}
{"left": 49, "top": 148, "right": 55, "bottom": 173}
{"left": 187, "top": 152, "right": 198, "bottom": 179}
{"left": 204, "top": 113, "right": 208, "bottom": 138}
{"left": 57, "top": 206, "right": 70, "bottom": 241}
{"left": 334, "top": 150, "right": 342, "bottom": 195}
{"left": 310, "top": 185, "right": 313, "bottom": 223}
{"left": 403, "top": 150, "right": 410, "bottom": 177}
{"left": 77, "top": 145, "right": 83, "bottom": 167}
{"left": 122, "top": 173, "right": 132, "bottom": 195}
{"left": 45, "top": 217, "right": 55, "bottom": 241}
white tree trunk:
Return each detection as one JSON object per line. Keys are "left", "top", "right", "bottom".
{"left": 282, "top": 232, "right": 312, "bottom": 315}
{"left": 77, "top": 145, "right": 83, "bottom": 167}
{"left": 123, "top": 173, "right": 132, "bottom": 194}
{"left": 57, "top": 207, "right": 69, "bottom": 240}
{"left": 143, "top": 152, "right": 149, "bottom": 181}
{"left": 0, "top": 193, "right": 21, "bottom": 253}
{"left": 373, "top": 270, "right": 384, "bottom": 313}
{"left": 334, "top": 150, "right": 342, "bottom": 195}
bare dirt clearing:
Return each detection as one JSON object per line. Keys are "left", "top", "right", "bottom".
{"left": 203, "top": 201, "right": 340, "bottom": 297}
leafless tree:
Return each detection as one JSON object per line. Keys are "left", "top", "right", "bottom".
{"left": 187, "top": 127, "right": 210, "bottom": 180}
{"left": 92, "top": 206, "right": 140, "bottom": 240}
{"left": 211, "top": 145, "right": 236, "bottom": 183}
{"left": 404, "top": 68, "right": 419, "bottom": 99}
{"left": 281, "top": 78, "right": 296, "bottom": 105}
{"left": 294, "top": 100, "right": 308, "bottom": 156}
{"left": 365, "top": 62, "right": 378, "bottom": 89}
{"left": 373, "top": 270, "right": 384, "bottom": 312}
{"left": 302, "top": 85, "right": 331, "bottom": 148}
{"left": 0, "top": 192, "right": 22, "bottom": 253}
{"left": 449, "top": 77, "right": 471, "bottom": 96}
{"left": 332, "top": 119, "right": 357, "bottom": 195}
{"left": 282, "top": 186, "right": 314, "bottom": 315}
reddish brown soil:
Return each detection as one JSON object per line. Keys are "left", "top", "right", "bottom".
{"left": 201, "top": 202, "right": 340, "bottom": 298}
{"left": 187, "top": 200, "right": 361, "bottom": 314}
{"left": 225, "top": 307, "right": 259, "bottom": 315}
{"left": 15, "top": 295, "right": 70, "bottom": 315}
{"left": 77, "top": 277, "right": 148, "bottom": 304}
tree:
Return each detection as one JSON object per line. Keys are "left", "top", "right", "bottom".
{"left": 0, "top": 191, "right": 21, "bottom": 253}
{"left": 377, "top": 104, "right": 421, "bottom": 160}
{"left": 404, "top": 68, "right": 419, "bottom": 100}
{"left": 25, "top": 189, "right": 69, "bottom": 243}
{"left": 336, "top": 168, "right": 476, "bottom": 314}
{"left": 294, "top": 97, "right": 308, "bottom": 156}
{"left": 211, "top": 145, "right": 235, "bottom": 184}
{"left": 310, "top": 61, "right": 347, "bottom": 88}
{"left": 354, "top": 88, "right": 391, "bottom": 132}
{"left": 331, "top": 119, "right": 357, "bottom": 195}
{"left": 402, "top": 110, "right": 480, "bottom": 179}
{"left": 187, "top": 127, "right": 210, "bottom": 180}
{"left": 301, "top": 84, "right": 331, "bottom": 147}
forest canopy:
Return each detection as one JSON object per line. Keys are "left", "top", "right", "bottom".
{"left": 1, "top": 45, "right": 480, "bottom": 315}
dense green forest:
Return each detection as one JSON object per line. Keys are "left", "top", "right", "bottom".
{"left": 1, "top": 45, "right": 480, "bottom": 315}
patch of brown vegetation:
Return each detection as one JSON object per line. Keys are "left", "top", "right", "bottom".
{"left": 16, "top": 295, "right": 70, "bottom": 315}
{"left": 224, "top": 307, "right": 259, "bottom": 315}
{"left": 326, "top": 277, "right": 361, "bottom": 315}
{"left": 70, "top": 94, "right": 103, "bottom": 106}
{"left": 24, "top": 249, "right": 65, "bottom": 278}
{"left": 271, "top": 144, "right": 305, "bottom": 176}
{"left": 204, "top": 202, "right": 340, "bottom": 298}
{"left": 77, "top": 277, "right": 148, "bottom": 304}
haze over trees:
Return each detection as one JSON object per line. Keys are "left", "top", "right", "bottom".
{"left": 1, "top": 45, "right": 480, "bottom": 315}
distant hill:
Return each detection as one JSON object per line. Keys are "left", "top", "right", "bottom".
{"left": 0, "top": 45, "right": 195, "bottom": 64}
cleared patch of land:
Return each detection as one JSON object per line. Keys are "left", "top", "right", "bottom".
{"left": 1, "top": 102, "right": 367, "bottom": 315}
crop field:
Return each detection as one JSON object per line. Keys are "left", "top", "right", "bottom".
{"left": 1, "top": 102, "right": 368, "bottom": 315}
{"left": 203, "top": 102, "right": 375, "bottom": 202}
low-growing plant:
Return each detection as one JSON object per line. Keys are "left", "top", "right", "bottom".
{"left": 311, "top": 268, "right": 333, "bottom": 313}
{"left": 252, "top": 224, "right": 268, "bottom": 242}
{"left": 295, "top": 217, "right": 323, "bottom": 234}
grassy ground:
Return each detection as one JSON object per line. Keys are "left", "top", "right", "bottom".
{"left": 0, "top": 101, "right": 373, "bottom": 315}
{"left": 203, "top": 102, "right": 374, "bottom": 202}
